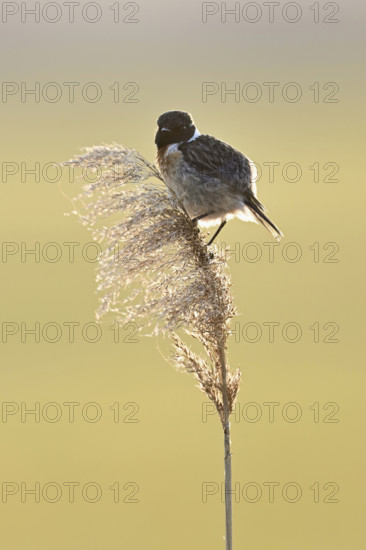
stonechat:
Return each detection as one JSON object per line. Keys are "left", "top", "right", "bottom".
{"left": 155, "top": 110, "right": 283, "bottom": 245}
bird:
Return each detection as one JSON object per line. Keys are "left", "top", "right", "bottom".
{"left": 154, "top": 110, "right": 283, "bottom": 246}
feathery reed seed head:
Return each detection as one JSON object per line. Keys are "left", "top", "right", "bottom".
{"left": 66, "top": 144, "right": 241, "bottom": 423}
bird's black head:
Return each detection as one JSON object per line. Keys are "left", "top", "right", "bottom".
{"left": 155, "top": 110, "right": 196, "bottom": 149}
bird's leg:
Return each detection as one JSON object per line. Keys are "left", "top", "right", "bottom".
{"left": 207, "top": 221, "right": 227, "bottom": 246}
{"left": 191, "top": 212, "right": 213, "bottom": 225}
{"left": 191, "top": 214, "right": 227, "bottom": 246}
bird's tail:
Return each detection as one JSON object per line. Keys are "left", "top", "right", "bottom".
{"left": 244, "top": 194, "right": 283, "bottom": 241}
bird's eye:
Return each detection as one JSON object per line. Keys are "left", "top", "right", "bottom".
{"left": 182, "top": 126, "right": 187, "bottom": 130}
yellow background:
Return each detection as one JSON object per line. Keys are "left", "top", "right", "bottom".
{"left": 1, "top": 1, "right": 364, "bottom": 548}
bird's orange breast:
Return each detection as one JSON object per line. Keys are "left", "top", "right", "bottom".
{"left": 156, "top": 145, "right": 183, "bottom": 180}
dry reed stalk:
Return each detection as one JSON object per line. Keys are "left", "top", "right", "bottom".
{"left": 65, "top": 144, "right": 241, "bottom": 549}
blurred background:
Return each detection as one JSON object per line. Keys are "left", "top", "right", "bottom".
{"left": 0, "top": 1, "right": 364, "bottom": 548}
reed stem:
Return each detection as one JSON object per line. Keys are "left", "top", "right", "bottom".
{"left": 219, "top": 346, "right": 233, "bottom": 550}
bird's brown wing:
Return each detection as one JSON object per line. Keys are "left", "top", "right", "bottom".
{"left": 178, "top": 135, "right": 254, "bottom": 192}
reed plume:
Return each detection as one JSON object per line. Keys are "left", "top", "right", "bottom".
{"left": 65, "top": 144, "right": 241, "bottom": 549}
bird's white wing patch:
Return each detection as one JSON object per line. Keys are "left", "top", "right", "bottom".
{"left": 165, "top": 128, "right": 201, "bottom": 155}
{"left": 187, "top": 128, "right": 201, "bottom": 142}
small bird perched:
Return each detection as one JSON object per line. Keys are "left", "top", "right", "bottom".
{"left": 155, "top": 110, "right": 283, "bottom": 245}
